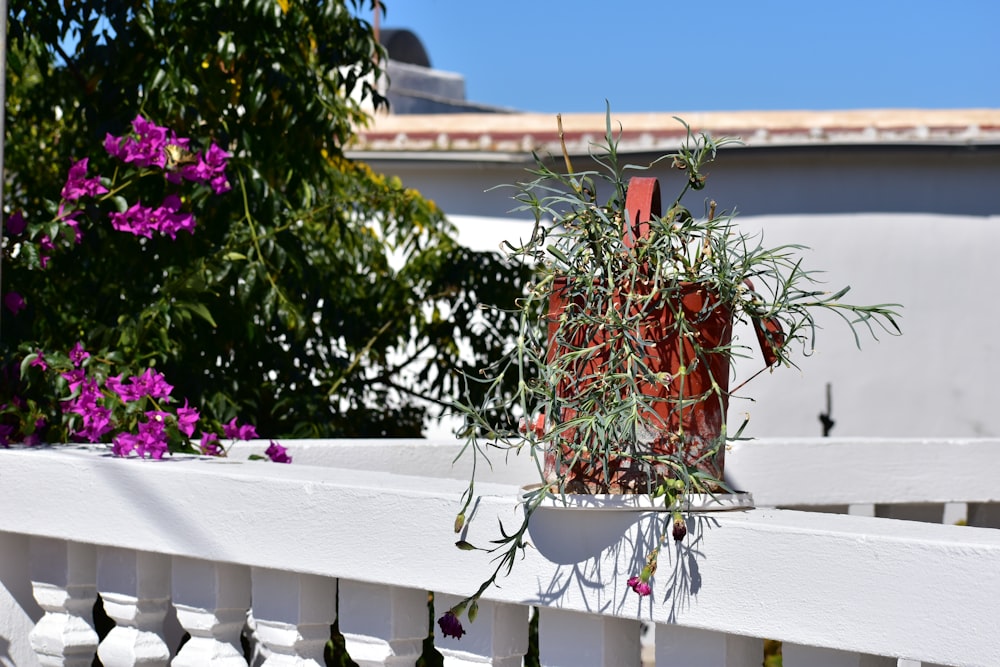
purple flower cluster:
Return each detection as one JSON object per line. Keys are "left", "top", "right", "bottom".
{"left": 108, "top": 194, "right": 195, "bottom": 239}
{"left": 61, "top": 158, "right": 109, "bottom": 201}
{"left": 265, "top": 440, "right": 292, "bottom": 464}
{"left": 223, "top": 417, "right": 258, "bottom": 440}
{"left": 6, "top": 210, "right": 26, "bottom": 235}
{"left": 105, "top": 115, "right": 231, "bottom": 194}
{"left": 104, "top": 115, "right": 174, "bottom": 169}
{"left": 199, "top": 432, "right": 223, "bottom": 456}
{"left": 41, "top": 343, "right": 283, "bottom": 461}
{"left": 98, "top": 116, "right": 231, "bottom": 237}
{"left": 113, "top": 415, "right": 171, "bottom": 460}
{"left": 2, "top": 118, "right": 230, "bottom": 322}
{"left": 4, "top": 292, "right": 25, "bottom": 315}
{"left": 172, "top": 143, "right": 231, "bottom": 196}
{"left": 106, "top": 368, "right": 174, "bottom": 402}
{"left": 63, "top": 376, "right": 113, "bottom": 442}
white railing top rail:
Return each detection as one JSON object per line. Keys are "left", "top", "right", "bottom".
{"left": 227, "top": 436, "right": 1000, "bottom": 506}
{"left": 1, "top": 442, "right": 998, "bottom": 665}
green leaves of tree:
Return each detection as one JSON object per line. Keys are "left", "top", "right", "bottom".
{"left": 4, "top": 0, "right": 527, "bottom": 438}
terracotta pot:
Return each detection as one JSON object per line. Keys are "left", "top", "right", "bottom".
{"left": 539, "top": 176, "right": 781, "bottom": 494}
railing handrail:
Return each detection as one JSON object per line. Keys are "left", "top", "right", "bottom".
{"left": 226, "top": 436, "right": 1000, "bottom": 506}
{"left": 1, "top": 443, "right": 999, "bottom": 665}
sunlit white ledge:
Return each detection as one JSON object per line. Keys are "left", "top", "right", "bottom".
{"left": 1, "top": 443, "right": 999, "bottom": 665}
{"left": 227, "top": 436, "right": 1000, "bottom": 505}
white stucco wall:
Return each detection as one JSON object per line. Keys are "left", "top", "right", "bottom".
{"left": 444, "top": 211, "right": 1000, "bottom": 440}
{"left": 365, "top": 144, "right": 1000, "bottom": 440}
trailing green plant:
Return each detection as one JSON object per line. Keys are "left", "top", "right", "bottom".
{"left": 440, "top": 107, "right": 900, "bottom": 636}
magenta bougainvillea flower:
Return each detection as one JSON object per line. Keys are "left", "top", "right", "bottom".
{"left": 199, "top": 432, "right": 222, "bottom": 456}
{"left": 60, "top": 158, "right": 108, "bottom": 201}
{"left": 107, "top": 201, "right": 157, "bottom": 237}
{"left": 29, "top": 351, "right": 47, "bottom": 372}
{"left": 68, "top": 342, "right": 90, "bottom": 367}
{"left": 223, "top": 417, "right": 258, "bottom": 441}
{"left": 4, "top": 292, "right": 25, "bottom": 315}
{"left": 175, "top": 401, "right": 200, "bottom": 438}
{"left": 105, "top": 115, "right": 174, "bottom": 169}
{"left": 38, "top": 235, "right": 55, "bottom": 268}
{"left": 4, "top": 116, "right": 252, "bottom": 459}
{"left": 153, "top": 194, "right": 197, "bottom": 238}
{"left": 627, "top": 575, "right": 652, "bottom": 597}
{"left": 265, "top": 440, "right": 292, "bottom": 464}
{"left": 6, "top": 210, "right": 26, "bottom": 236}
{"left": 180, "top": 143, "right": 231, "bottom": 194}
{"left": 437, "top": 611, "right": 466, "bottom": 639}
{"left": 108, "top": 195, "right": 196, "bottom": 239}
{"left": 62, "top": 373, "right": 113, "bottom": 443}
{"left": 104, "top": 115, "right": 230, "bottom": 197}
{"left": 120, "top": 414, "right": 170, "bottom": 460}
{"left": 76, "top": 404, "right": 114, "bottom": 442}
{"left": 108, "top": 368, "right": 174, "bottom": 403}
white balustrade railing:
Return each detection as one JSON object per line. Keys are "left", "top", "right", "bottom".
{"left": 0, "top": 438, "right": 997, "bottom": 667}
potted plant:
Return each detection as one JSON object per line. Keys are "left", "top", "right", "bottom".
{"left": 437, "top": 108, "right": 900, "bottom": 638}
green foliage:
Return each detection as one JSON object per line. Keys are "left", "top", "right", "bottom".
{"left": 3, "top": 0, "right": 527, "bottom": 438}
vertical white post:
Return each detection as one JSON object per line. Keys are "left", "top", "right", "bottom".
{"left": 536, "top": 607, "right": 641, "bottom": 667}
{"left": 28, "top": 538, "right": 99, "bottom": 667}
{"left": 337, "top": 580, "right": 426, "bottom": 667}
{"left": 941, "top": 502, "right": 967, "bottom": 526}
{"left": 433, "top": 593, "right": 528, "bottom": 667}
{"left": 655, "top": 625, "right": 762, "bottom": 667}
{"left": 171, "top": 557, "right": 250, "bottom": 666}
{"left": 0, "top": 531, "right": 44, "bottom": 666}
{"left": 96, "top": 547, "right": 171, "bottom": 666}
{"left": 847, "top": 504, "right": 875, "bottom": 517}
{"left": 250, "top": 568, "right": 336, "bottom": 666}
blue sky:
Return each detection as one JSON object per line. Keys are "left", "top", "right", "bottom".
{"left": 366, "top": 0, "right": 1000, "bottom": 113}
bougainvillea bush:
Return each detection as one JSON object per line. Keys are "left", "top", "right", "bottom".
{"left": 2, "top": 115, "right": 287, "bottom": 461}
{"left": 5, "top": 1, "right": 527, "bottom": 441}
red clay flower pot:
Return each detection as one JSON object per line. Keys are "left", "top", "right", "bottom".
{"left": 540, "top": 177, "right": 780, "bottom": 494}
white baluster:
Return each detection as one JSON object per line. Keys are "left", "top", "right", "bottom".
{"left": 941, "top": 502, "right": 967, "bottom": 526}
{"left": 782, "top": 644, "right": 895, "bottom": 667}
{"left": 536, "top": 607, "right": 641, "bottom": 667}
{"left": 250, "top": 567, "right": 336, "bottom": 666}
{"left": 848, "top": 504, "right": 876, "bottom": 517}
{"left": 432, "top": 593, "right": 528, "bottom": 667}
{"left": 171, "top": 557, "right": 250, "bottom": 666}
{"left": 28, "top": 538, "right": 99, "bottom": 667}
{"left": 96, "top": 547, "right": 171, "bottom": 666}
{"left": 337, "top": 580, "right": 426, "bottom": 666}
{"left": 655, "top": 625, "right": 762, "bottom": 667}
{"left": 0, "top": 530, "right": 43, "bottom": 666}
